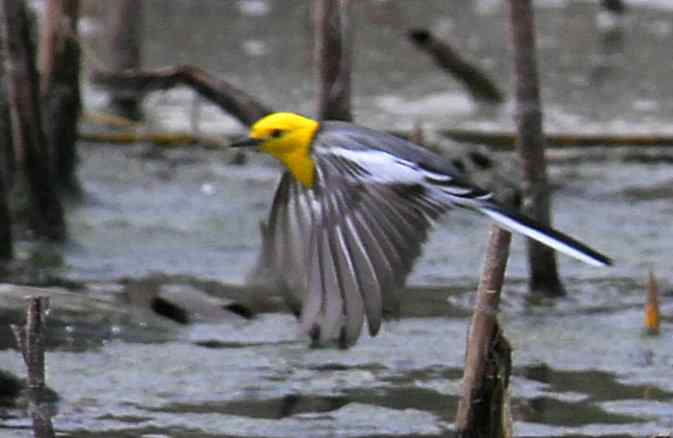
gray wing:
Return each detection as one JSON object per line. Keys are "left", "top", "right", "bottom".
{"left": 267, "top": 156, "right": 448, "bottom": 347}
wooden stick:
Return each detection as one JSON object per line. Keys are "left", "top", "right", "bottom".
{"left": 506, "top": 0, "right": 563, "bottom": 296}
{"left": 456, "top": 225, "right": 512, "bottom": 438}
{"left": 79, "top": 130, "right": 227, "bottom": 148}
{"left": 441, "top": 128, "right": 673, "bottom": 149}
{"left": 313, "top": 0, "right": 352, "bottom": 121}
{"left": 91, "top": 65, "right": 272, "bottom": 127}
{"left": 644, "top": 269, "right": 660, "bottom": 336}
{"left": 11, "top": 297, "right": 55, "bottom": 438}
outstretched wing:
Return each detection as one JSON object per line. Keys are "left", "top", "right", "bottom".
{"left": 266, "top": 150, "right": 448, "bottom": 347}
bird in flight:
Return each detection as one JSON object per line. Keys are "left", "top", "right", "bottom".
{"left": 232, "top": 112, "right": 611, "bottom": 347}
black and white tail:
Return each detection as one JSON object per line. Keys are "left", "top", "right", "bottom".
{"left": 479, "top": 202, "right": 612, "bottom": 267}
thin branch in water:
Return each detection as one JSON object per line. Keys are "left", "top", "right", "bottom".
{"left": 506, "top": 0, "right": 563, "bottom": 296}
{"left": 644, "top": 269, "right": 660, "bottom": 336}
{"left": 11, "top": 297, "right": 56, "bottom": 438}
{"left": 455, "top": 225, "right": 513, "bottom": 438}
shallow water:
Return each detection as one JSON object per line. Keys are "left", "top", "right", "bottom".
{"left": 2, "top": 0, "right": 673, "bottom": 436}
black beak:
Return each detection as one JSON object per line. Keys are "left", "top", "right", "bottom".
{"left": 230, "top": 137, "right": 261, "bottom": 148}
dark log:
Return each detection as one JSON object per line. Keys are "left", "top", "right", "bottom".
{"left": 455, "top": 226, "right": 513, "bottom": 438}
{"left": 314, "top": 0, "right": 352, "bottom": 121}
{"left": 11, "top": 297, "right": 55, "bottom": 438}
{"left": 0, "top": 0, "right": 66, "bottom": 241}
{"left": 39, "top": 0, "right": 82, "bottom": 195}
{"left": 409, "top": 29, "right": 504, "bottom": 104}
{"left": 104, "top": 0, "right": 143, "bottom": 120}
{"left": 506, "top": 0, "right": 563, "bottom": 296}
{"left": 92, "top": 65, "right": 272, "bottom": 127}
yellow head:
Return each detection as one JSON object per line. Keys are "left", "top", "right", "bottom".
{"left": 234, "top": 112, "right": 320, "bottom": 188}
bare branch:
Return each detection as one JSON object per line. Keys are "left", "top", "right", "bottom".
{"left": 92, "top": 65, "right": 272, "bottom": 126}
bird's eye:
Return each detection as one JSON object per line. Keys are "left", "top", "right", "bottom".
{"left": 270, "top": 129, "right": 283, "bottom": 138}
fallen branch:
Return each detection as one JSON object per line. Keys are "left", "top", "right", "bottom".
{"left": 11, "top": 297, "right": 56, "bottom": 438}
{"left": 442, "top": 128, "right": 673, "bottom": 149}
{"left": 81, "top": 111, "right": 142, "bottom": 129}
{"left": 79, "top": 130, "right": 227, "bottom": 149}
{"left": 91, "top": 65, "right": 272, "bottom": 126}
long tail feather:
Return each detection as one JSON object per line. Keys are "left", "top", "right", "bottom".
{"left": 479, "top": 203, "right": 612, "bottom": 267}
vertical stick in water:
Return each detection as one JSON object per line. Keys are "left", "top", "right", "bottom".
{"left": 456, "top": 226, "right": 513, "bottom": 438}
{"left": 39, "top": 0, "right": 82, "bottom": 194}
{"left": 11, "top": 297, "right": 55, "bottom": 438}
{"left": 105, "top": 0, "right": 143, "bottom": 120}
{"left": 314, "top": 0, "right": 352, "bottom": 122}
{"left": 506, "top": 0, "right": 564, "bottom": 296}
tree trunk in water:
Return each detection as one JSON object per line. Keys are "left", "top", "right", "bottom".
{"left": 314, "top": 0, "right": 352, "bottom": 122}
{"left": 105, "top": 0, "right": 143, "bottom": 120}
{"left": 0, "top": 0, "right": 66, "bottom": 241}
{"left": 506, "top": 0, "right": 564, "bottom": 296}
{"left": 39, "top": 0, "right": 82, "bottom": 196}
{"left": 455, "top": 226, "right": 513, "bottom": 438}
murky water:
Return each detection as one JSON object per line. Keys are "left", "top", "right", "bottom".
{"left": 2, "top": 0, "right": 673, "bottom": 436}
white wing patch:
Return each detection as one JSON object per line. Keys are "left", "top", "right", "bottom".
{"left": 328, "top": 148, "right": 423, "bottom": 183}
{"left": 327, "top": 147, "right": 453, "bottom": 185}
